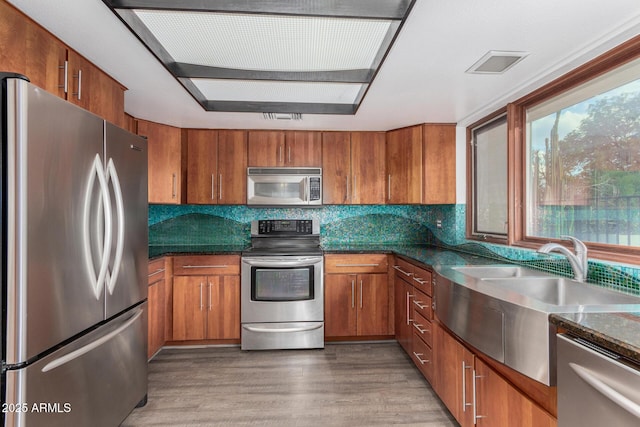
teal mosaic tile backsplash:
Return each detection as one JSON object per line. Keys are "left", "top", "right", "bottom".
{"left": 149, "top": 203, "right": 640, "bottom": 294}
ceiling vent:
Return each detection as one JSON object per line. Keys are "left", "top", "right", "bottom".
{"left": 263, "top": 113, "right": 302, "bottom": 120}
{"left": 466, "top": 50, "right": 529, "bottom": 74}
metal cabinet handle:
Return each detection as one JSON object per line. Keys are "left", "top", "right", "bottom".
{"left": 473, "top": 370, "right": 485, "bottom": 422}
{"left": 353, "top": 175, "right": 357, "bottom": 200}
{"left": 148, "top": 268, "right": 165, "bottom": 278}
{"left": 393, "top": 265, "right": 412, "bottom": 276}
{"left": 182, "top": 265, "right": 228, "bottom": 269}
{"left": 288, "top": 146, "right": 291, "bottom": 163}
{"left": 413, "top": 276, "right": 428, "bottom": 285}
{"left": 346, "top": 175, "right": 350, "bottom": 202}
{"left": 73, "top": 69, "right": 82, "bottom": 100}
{"left": 413, "top": 300, "right": 428, "bottom": 310}
{"left": 413, "top": 352, "right": 429, "bottom": 365}
{"left": 172, "top": 173, "right": 177, "bottom": 199}
{"left": 59, "top": 60, "right": 68, "bottom": 94}
{"left": 219, "top": 174, "right": 223, "bottom": 200}
{"left": 208, "top": 283, "right": 212, "bottom": 311}
{"left": 199, "top": 283, "right": 204, "bottom": 311}
{"left": 335, "top": 263, "right": 379, "bottom": 267}
{"left": 413, "top": 323, "right": 427, "bottom": 334}
{"left": 278, "top": 145, "right": 282, "bottom": 163}
{"left": 462, "top": 362, "right": 473, "bottom": 413}
{"left": 351, "top": 279, "right": 355, "bottom": 308}
{"left": 211, "top": 174, "right": 215, "bottom": 200}
{"left": 406, "top": 292, "right": 414, "bottom": 326}
{"left": 359, "top": 280, "right": 363, "bottom": 309}
{"left": 387, "top": 174, "right": 391, "bottom": 201}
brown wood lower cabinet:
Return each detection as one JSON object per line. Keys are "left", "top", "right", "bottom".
{"left": 148, "top": 258, "right": 167, "bottom": 359}
{"left": 433, "top": 321, "right": 556, "bottom": 427}
{"left": 324, "top": 254, "right": 390, "bottom": 339}
{"left": 171, "top": 255, "right": 240, "bottom": 342}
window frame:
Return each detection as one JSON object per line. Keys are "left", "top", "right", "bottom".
{"left": 468, "top": 34, "right": 640, "bottom": 263}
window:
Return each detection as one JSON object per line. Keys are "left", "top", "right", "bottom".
{"left": 469, "top": 114, "right": 508, "bottom": 240}
{"left": 525, "top": 58, "right": 640, "bottom": 248}
{"left": 467, "top": 36, "right": 640, "bottom": 261}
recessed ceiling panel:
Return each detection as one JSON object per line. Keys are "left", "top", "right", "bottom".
{"left": 191, "top": 79, "right": 365, "bottom": 104}
{"left": 134, "top": 11, "right": 393, "bottom": 72}
{"left": 104, "top": 0, "right": 416, "bottom": 114}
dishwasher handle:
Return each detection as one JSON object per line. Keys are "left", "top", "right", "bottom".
{"left": 569, "top": 362, "right": 640, "bottom": 419}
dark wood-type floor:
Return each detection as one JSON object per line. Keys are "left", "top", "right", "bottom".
{"left": 122, "top": 342, "right": 459, "bottom": 426}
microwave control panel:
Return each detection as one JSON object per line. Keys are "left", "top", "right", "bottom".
{"left": 309, "top": 177, "right": 321, "bottom": 201}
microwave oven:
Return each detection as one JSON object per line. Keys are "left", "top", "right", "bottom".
{"left": 247, "top": 167, "right": 322, "bottom": 206}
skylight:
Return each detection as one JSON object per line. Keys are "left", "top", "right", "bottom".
{"left": 102, "top": 0, "right": 416, "bottom": 115}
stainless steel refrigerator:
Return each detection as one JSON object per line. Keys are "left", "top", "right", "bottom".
{"left": 1, "top": 74, "right": 148, "bottom": 427}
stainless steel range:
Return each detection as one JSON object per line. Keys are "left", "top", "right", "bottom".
{"left": 241, "top": 219, "right": 324, "bottom": 350}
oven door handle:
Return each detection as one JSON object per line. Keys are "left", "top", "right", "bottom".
{"left": 241, "top": 257, "right": 323, "bottom": 267}
{"left": 243, "top": 324, "right": 323, "bottom": 334}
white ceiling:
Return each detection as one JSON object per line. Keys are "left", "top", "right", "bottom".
{"left": 8, "top": 0, "right": 640, "bottom": 131}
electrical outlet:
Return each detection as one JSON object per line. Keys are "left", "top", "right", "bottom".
{"left": 436, "top": 219, "right": 443, "bottom": 229}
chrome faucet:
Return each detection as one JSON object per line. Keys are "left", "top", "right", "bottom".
{"left": 537, "top": 236, "right": 588, "bottom": 282}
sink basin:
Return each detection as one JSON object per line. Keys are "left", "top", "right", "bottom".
{"left": 452, "top": 265, "right": 550, "bottom": 279}
{"left": 486, "top": 277, "right": 640, "bottom": 306}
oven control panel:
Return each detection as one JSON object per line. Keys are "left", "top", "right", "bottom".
{"left": 255, "top": 219, "right": 317, "bottom": 235}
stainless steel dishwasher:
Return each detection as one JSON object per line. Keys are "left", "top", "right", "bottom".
{"left": 557, "top": 333, "right": 640, "bottom": 426}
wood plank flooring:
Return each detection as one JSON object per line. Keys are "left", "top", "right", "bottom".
{"left": 122, "top": 342, "right": 459, "bottom": 426}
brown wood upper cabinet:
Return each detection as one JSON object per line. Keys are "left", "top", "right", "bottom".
{"left": 423, "top": 124, "right": 456, "bottom": 204}
{"left": 248, "top": 130, "right": 321, "bottom": 167}
{"left": 186, "top": 129, "right": 247, "bottom": 205}
{"left": 0, "top": 1, "right": 126, "bottom": 127}
{"left": 385, "top": 123, "right": 456, "bottom": 205}
{"left": 138, "top": 119, "right": 186, "bottom": 204}
{"left": 386, "top": 125, "right": 423, "bottom": 204}
{"left": 322, "top": 131, "right": 386, "bottom": 204}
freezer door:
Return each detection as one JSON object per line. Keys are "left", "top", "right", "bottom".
{"left": 4, "top": 79, "right": 106, "bottom": 365}
{"left": 4, "top": 304, "right": 148, "bottom": 427}
{"left": 103, "top": 123, "right": 148, "bottom": 318}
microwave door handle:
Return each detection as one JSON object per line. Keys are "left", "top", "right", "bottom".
{"left": 303, "top": 176, "right": 309, "bottom": 203}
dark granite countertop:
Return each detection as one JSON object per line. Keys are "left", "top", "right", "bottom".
{"left": 550, "top": 312, "right": 640, "bottom": 363}
{"left": 149, "top": 242, "right": 640, "bottom": 362}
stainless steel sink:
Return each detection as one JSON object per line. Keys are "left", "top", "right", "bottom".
{"left": 435, "top": 264, "right": 640, "bottom": 386}
{"left": 486, "top": 277, "right": 640, "bottom": 306}
{"left": 452, "top": 265, "right": 550, "bottom": 279}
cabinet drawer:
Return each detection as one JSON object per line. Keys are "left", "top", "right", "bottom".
{"left": 148, "top": 258, "right": 166, "bottom": 285}
{"left": 412, "top": 289, "right": 432, "bottom": 320}
{"left": 392, "top": 257, "right": 414, "bottom": 283}
{"left": 324, "top": 254, "right": 388, "bottom": 274}
{"left": 412, "top": 266, "right": 433, "bottom": 296}
{"left": 412, "top": 311, "right": 432, "bottom": 348}
{"left": 412, "top": 331, "right": 434, "bottom": 383}
{"left": 173, "top": 255, "right": 240, "bottom": 276}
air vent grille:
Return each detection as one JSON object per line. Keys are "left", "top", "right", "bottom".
{"left": 466, "top": 50, "right": 529, "bottom": 74}
{"left": 263, "top": 113, "right": 302, "bottom": 120}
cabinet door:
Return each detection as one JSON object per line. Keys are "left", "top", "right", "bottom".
{"left": 386, "top": 125, "right": 423, "bottom": 204}
{"left": 351, "top": 132, "right": 386, "bottom": 204}
{"left": 147, "top": 279, "right": 165, "bottom": 359}
{"left": 206, "top": 275, "right": 240, "bottom": 339}
{"left": 434, "top": 323, "right": 463, "bottom": 422}
{"left": 138, "top": 119, "right": 185, "bottom": 204}
{"left": 285, "top": 131, "right": 322, "bottom": 166}
{"left": 186, "top": 130, "right": 218, "bottom": 204}
{"left": 423, "top": 124, "right": 456, "bottom": 204}
{"left": 475, "top": 358, "right": 555, "bottom": 427}
{"left": 324, "top": 274, "right": 357, "bottom": 337}
{"left": 394, "top": 277, "right": 413, "bottom": 353}
{"left": 0, "top": 2, "right": 28, "bottom": 79}
{"left": 217, "top": 130, "right": 247, "bottom": 204}
{"left": 321, "top": 132, "right": 351, "bottom": 204}
{"left": 172, "top": 276, "right": 207, "bottom": 340}
{"left": 247, "top": 130, "right": 284, "bottom": 166}
{"left": 26, "top": 23, "right": 67, "bottom": 99}
{"left": 357, "top": 274, "right": 389, "bottom": 336}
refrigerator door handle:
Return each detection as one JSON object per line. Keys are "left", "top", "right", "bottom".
{"left": 41, "top": 306, "right": 143, "bottom": 373}
{"left": 105, "top": 158, "right": 125, "bottom": 295}
{"left": 82, "top": 154, "right": 112, "bottom": 299}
